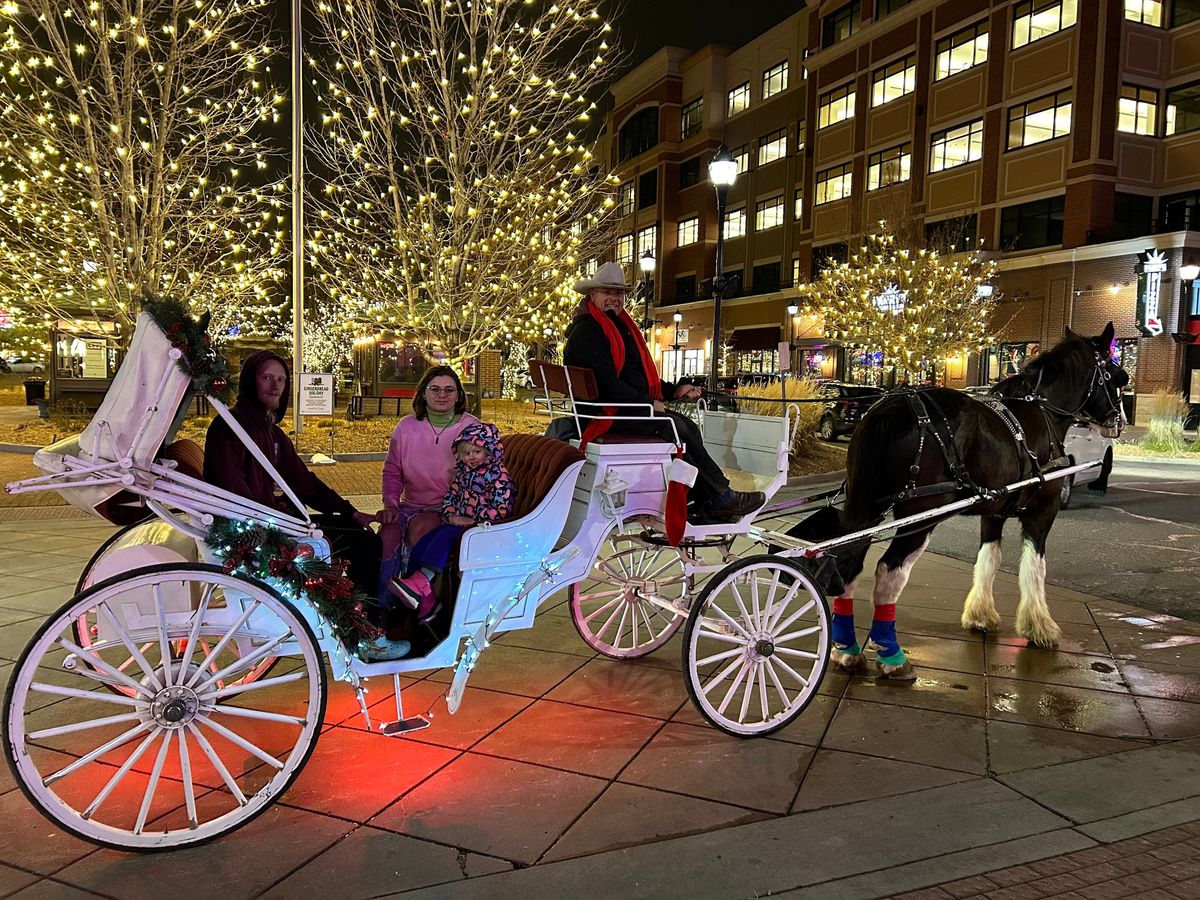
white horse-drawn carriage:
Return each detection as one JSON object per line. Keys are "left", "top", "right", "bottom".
{"left": 2, "top": 313, "right": 834, "bottom": 851}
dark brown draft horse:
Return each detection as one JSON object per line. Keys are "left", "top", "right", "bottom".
{"left": 818, "top": 323, "right": 1128, "bottom": 680}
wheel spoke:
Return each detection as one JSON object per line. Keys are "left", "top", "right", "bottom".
{"left": 154, "top": 584, "right": 174, "bottom": 689}
{"left": 771, "top": 654, "right": 812, "bottom": 687}
{"left": 701, "top": 653, "right": 747, "bottom": 697}
{"left": 134, "top": 730, "right": 173, "bottom": 834}
{"left": 695, "top": 646, "right": 744, "bottom": 667}
{"left": 184, "top": 599, "right": 260, "bottom": 689}
{"left": 613, "top": 602, "right": 631, "bottom": 650}
{"left": 709, "top": 603, "right": 753, "bottom": 641}
{"left": 56, "top": 636, "right": 155, "bottom": 699}
{"left": 199, "top": 716, "right": 285, "bottom": 769}
{"left": 187, "top": 722, "right": 247, "bottom": 806}
{"left": 177, "top": 730, "right": 199, "bottom": 829}
{"left": 82, "top": 728, "right": 161, "bottom": 820}
{"left": 749, "top": 574, "right": 762, "bottom": 631}
{"left": 28, "top": 711, "right": 143, "bottom": 741}
{"left": 207, "top": 705, "right": 308, "bottom": 727}
{"left": 193, "top": 630, "right": 292, "bottom": 694}
{"left": 757, "top": 662, "right": 770, "bottom": 720}
{"left": 771, "top": 597, "right": 816, "bottom": 638}
{"left": 96, "top": 602, "right": 162, "bottom": 691}
{"left": 581, "top": 595, "right": 622, "bottom": 625}
{"left": 717, "top": 661, "right": 751, "bottom": 717}
{"left": 765, "top": 582, "right": 805, "bottom": 632}
{"left": 208, "top": 670, "right": 306, "bottom": 701}
{"left": 764, "top": 658, "right": 792, "bottom": 707}
{"left": 738, "top": 659, "right": 757, "bottom": 723}
{"left": 728, "top": 581, "right": 756, "bottom": 632}
{"left": 593, "top": 595, "right": 625, "bottom": 643}
{"left": 178, "top": 583, "right": 216, "bottom": 680}
{"left": 775, "top": 624, "right": 823, "bottom": 644}
{"left": 30, "top": 682, "right": 143, "bottom": 707}
{"left": 695, "top": 627, "right": 745, "bottom": 646}
{"left": 44, "top": 722, "right": 155, "bottom": 787}
{"left": 775, "top": 647, "right": 821, "bottom": 661}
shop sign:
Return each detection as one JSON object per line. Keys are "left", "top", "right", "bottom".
{"left": 873, "top": 283, "right": 907, "bottom": 315}
{"left": 298, "top": 373, "right": 334, "bottom": 416}
{"left": 82, "top": 339, "right": 107, "bottom": 378}
{"left": 1136, "top": 249, "right": 1167, "bottom": 337}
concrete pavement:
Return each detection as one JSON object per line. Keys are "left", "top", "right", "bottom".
{"left": 0, "top": 497, "right": 1197, "bottom": 898}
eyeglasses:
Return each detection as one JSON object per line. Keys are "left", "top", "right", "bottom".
{"left": 425, "top": 386, "right": 458, "bottom": 395}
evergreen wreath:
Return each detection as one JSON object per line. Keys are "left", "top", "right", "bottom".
{"left": 139, "top": 293, "right": 231, "bottom": 400}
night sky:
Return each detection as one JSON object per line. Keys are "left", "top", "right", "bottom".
{"left": 618, "top": 0, "right": 802, "bottom": 71}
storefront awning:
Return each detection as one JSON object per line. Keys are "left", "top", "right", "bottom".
{"left": 728, "top": 326, "right": 781, "bottom": 351}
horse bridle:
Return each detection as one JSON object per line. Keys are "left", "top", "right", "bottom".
{"left": 1025, "top": 349, "right": 1123, "bottom": 430}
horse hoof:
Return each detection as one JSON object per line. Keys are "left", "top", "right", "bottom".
{"left": 830, "top": 648, "right": 866, "bottom": 673}
{"left": 875, "top": 660, "right": 917, "bottom": 682}
{"left": 961, "top": 610, "right": 1001, "bottom": 633}
{"left": 1017, "top": 621, "right": 1061, "bottom": 648}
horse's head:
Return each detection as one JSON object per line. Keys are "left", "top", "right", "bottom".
{"left": 1065, "top": 322, "right": 1129, "bottom": 437}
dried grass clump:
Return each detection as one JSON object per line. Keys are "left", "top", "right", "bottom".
{"left": 1140, "top": 391, "right": 1188, "bottom": 453}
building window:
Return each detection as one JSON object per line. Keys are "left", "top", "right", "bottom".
{"left": 867, "top": 144, "right": 912, "bottom": 190}
{"left": 724, "top": 268, "right": 743, "bottom": 297}
{"left": 793, "top": 256, "right": 802, "bottom": 286}
{"left": 1107, "top": 192, "right": 1154, "bottom": 240}
{"left": 1007, "top": 90, "right": 1072, "bottom": 149}
{"left": 1166, "top": 81, "right": 1200, "bottom": 136}
{"left": 728, "top": 82, "right": 751, "bottom": 116}
{"left": 637, "top": 225, "right": 657, "bottom": 257}
{"left": 935, "top": 21, "right": 989, "bottom": 80}
{"left": 1000, "top": 195, "right": 1065, "bottom": 250}
{"left": 1012, "top": 0, "right": 1077, "bottom": 50}
{"left": 732, "top": 145, "right": 749, "bottom": 175}
{"left": 617, "top": 181, "right": 634, "bottom": 217}
{"left": 675, "top": 275, "right": 697, "bottom": 301}
{"left": 1119, "top": 85, "right": 1158, "bottom": 135}
{"left": 929, "top": 119, "right": 984, "bottom": 172}
{"left": 1125, "top": 0, "right": 1162, "bottom": 25}
{"left": 794, "top": 190, "right": 804, "bottom": 219}
{"left": 822, "top": 0, "right": 860, "bottom": 47}
{"left": 815, "top": 163, "right": 853, "bottom": 205}
{"left": 758, "top": 128, "right": 787, "bottom": 166}
{"left": 755, "top": 195, "right": 785, "bottom": 231}
{"left": 880, "top": 0, "right": 913, "bottom": 14}
{"left": 679, "top": 157, "right": 701, "bottom": 188}
{"left": 796, "top": 120, "right": 807, "bottom": 151}
{"left": 811, "top": 242, "right": 848, "bottom": 277}
{"left": 1161, "top": 189, "right": 1200, "bottom": 230}
{"left": 753, "top": 262, "right": 781, "bottom": 293}
{"left": 619, "top": 107, "right": 659, "bottom": 162}
{"left": 681, "top": 97, "right": 704, "bottom": 139}
{"left": 724, "top": 207, "right": 747, "bottom": 238}
{"left": 638, "top": 170, "right": 658, "bottom": 209}
{"left": 762, "top": 60, "right": 789, "bottom": 99}
{"left": 871, "top": 55, "right": 917, "bottom": 108}
{"left": 677, "top": 217, "right": 699, "bottom": 247}
{"left": 1171, "top": 0, "right": 1200, "bottom": 26}
{"left": 925, "top": 214, "right": 978, "bottom": 252}
{"left": 616, "top": 233, "right": 634, "bottom": 267}
{"left": 818, "top": 83, "right": 856, "bottom": 129}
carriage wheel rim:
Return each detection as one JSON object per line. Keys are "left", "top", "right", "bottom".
{"left": 4, "top": 564, "right": 326, "bottom": 850}
{"left": 683, "top": 556, "right": 829, "bottom": 736}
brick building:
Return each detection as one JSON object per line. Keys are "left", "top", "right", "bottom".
{"left": 604, "top": 0, "right": 1200, "bottom": 420}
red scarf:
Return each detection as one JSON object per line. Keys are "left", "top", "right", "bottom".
{"left": 578, "top": 301, "right": 664, "bottom": 449}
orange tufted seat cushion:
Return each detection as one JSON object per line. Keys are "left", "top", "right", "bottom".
{"left": 160, "top": 438, "right": 205, "bottom": 480}
{"left": 502, "top": 433, "right": 585, "bottom": 521}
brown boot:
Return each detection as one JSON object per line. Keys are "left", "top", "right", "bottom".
{"left": 702, "top": 489, "right": 765, "bottom": 523}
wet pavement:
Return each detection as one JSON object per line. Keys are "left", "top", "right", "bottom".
{"left": 0, "top": 504, "right": 1197, "bottom": 898}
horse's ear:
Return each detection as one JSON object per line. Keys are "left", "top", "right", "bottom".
{"left": 1064, "top": 325, "right": 1080, "bottom": 340}
{"left": 1099, "top": 321, "right": 1115, "bottom": 346}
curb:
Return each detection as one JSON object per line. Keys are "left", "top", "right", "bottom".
{"left": 1112, "top": 454, "right": 1200, "bottom": 469}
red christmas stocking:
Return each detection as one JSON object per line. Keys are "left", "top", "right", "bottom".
{"left": 665, "top": 450, "right": 698, "bottom": 546}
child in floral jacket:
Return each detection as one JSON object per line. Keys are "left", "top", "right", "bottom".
{"left": 390, "top": 422, "right": 513, "bottom": 623}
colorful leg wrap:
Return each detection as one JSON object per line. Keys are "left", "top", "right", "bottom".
{"left": 831, "top": 597, "right": 859, "bottom": 653}
{"left": 868, "top": 604, "right": 906, "bottom": 666}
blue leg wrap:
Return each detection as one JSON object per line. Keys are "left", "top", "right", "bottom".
{"left": 832, "top": 613, "right": 857, "bottom": 649}
{"left": 868, "top": 617, "right": 903, "bottom": 661}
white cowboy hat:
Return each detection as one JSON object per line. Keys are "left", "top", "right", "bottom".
{"left": 573, "top": 261, "right": 631, "bottom": 295}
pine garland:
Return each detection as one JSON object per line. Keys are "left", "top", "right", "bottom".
{"left": 206, "top": 517, "right": 382, "bottom": 651}
{"left": 140, "top": 293, "right": 231, "bottom": 400}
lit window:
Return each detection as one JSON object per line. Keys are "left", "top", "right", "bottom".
{"left": 794, "top": 190, "right": 804, "bottom": 219}
{"left": 677, "top": 217, "right": 699, "bottom": 247}
{"left": 728, "top": 82, "right": 751, "bottom": 116}
{"left": 758, "top": 128, "right": 787, "bottom": 166}
{"left": 793, "top": 256, "right": 802, "bottom": 286}
{"left": 935, "top": 22, "right": 989, "bottom": 80}
{"left": 755, "top": 195, "right": 785, "bottom": 231}
{"left": 617, "top": 182, "right": 634, "bottom": 217}
{"left": 732, "top": 145, "right": 749, "bottom": 175}
{"left": 867, "top": 144, "right": 912, "bottom": 190}
{"left": 1007, "top": 90, "right": 1072, "bottom": 149}
{"left": 1166, "top": 81, "right": 1200, "bottom": 136}
{"left": 616, "top": 234, "right": 634, "bottom": 267}
{"left": 681, "top": 97, "right": 704, "bottom": 139}
{"left": 1012, "top": 0, "right": 1077, "bottom": 50}
{"left": 929, "top": 119, "right": 984, "bottom": 172}
{"left": 797, "top": 120, "right": 807, "bottom": 151}
{"left": 818, "top": 83, "right": 856, "bottom": 129}
{"left": 724, "top": 207, "right": 747, "bottom": 238}
{"left": 822, "top": 0, "right": 860, "bottom": 47}
{"left": 763, "top": 60, "right": 789, "bottom": 99}
{"left": 637, "top": 225, "right": 657, "bottom": 257}
{"left": 1124, "top": 0, "right": 1162, "bottom": 24}
{"left": 815, "top": 163, "right": 853, "bottom": 205}
{"left": 1118, "top": 85, "right": 1157, "bottom": 135}
{"left": 871, "top": 55, "right": 917, "bottom": 107}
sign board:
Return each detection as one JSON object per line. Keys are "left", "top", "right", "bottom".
{"left": 1136, "top": 249, "right": 1167, "bottom": 337}
{"left": 298, "top": 373, "right": 335, "bottom": 416}
{"left": 1191, "top": 367, "right": 1200, "bottom": 401}
{"left": 82, "top": 339, "right": 107, "bottom": 378}
{"left": 778, "top": 341, "right": 792, "bottom": 370}
{"left": 675, "top": 328, "right": 689, "bottom": 344}
{"left": 873, "top": 283, "right": 908, "bottom": 315}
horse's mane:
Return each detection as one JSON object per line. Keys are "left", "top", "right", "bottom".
{"left": 991, "top": 332, "right": 1091, "bottom": 399}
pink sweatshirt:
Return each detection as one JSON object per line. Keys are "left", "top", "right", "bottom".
{"left": 382, "top": 412, "right": 481, "bottom": 510}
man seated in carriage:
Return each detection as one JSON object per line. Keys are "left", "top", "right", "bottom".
{"left": 204, "top": 350, "right": 382, "bottom": 593}
{"left": 563, "top": 262, "right": 763, "bottom": 524}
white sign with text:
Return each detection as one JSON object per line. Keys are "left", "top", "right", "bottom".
{"left": 298, "top": 373, "right": 335, "bottom": 416}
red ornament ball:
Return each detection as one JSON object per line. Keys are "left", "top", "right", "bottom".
{"left": 211, "top": 377, "right": 227, "bottom": 393}
{"left": 296, "top": 543, "right": 315, "bottom": 560}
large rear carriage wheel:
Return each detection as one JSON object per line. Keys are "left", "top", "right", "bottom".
{"left": 3, "top": 563, "right": 326, "bottom": 851}
{"left": 682, "top": 556, "right": 829, "bottom": 737}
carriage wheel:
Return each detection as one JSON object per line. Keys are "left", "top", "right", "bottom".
{"left": 682, "top": 555, "right": 829, "bottom": 737}
{"left": 569, "top": 529, "right": 689, "bottom": 658}
{"left": 4, "top": 563, "right": 326, "bottom": 851}
{"left": 74, "top": 526, "right": 278, "bottom": 695}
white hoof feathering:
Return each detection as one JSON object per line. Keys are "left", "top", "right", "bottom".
{"left": 830, "top": 646, "right": 866, "bottom": 672}
{"left": 1015, "top": 541, "right": 1059, "bottom": 647}
{"left": 962, "top": 542, "right": 1002, "bottom": 632}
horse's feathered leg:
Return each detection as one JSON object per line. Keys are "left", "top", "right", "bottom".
{"left": 868, "top": 530, "right": 931, "bottom": 681}
{"left": 962, "top": 516, "right": 1005, "bottom": 633}
{"left": 1015, "top": 502, "right": 1061, "bottom": 647}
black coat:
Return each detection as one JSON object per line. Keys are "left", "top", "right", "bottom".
{"left": 563, "top": 313, "right": 680, "bottom": 405}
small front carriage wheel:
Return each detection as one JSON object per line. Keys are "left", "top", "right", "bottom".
{"left": 682, "top": 555, "right": 830, "bottom": 737}
{"left": 569, "top": 528, "right": 689, "bottom": 659}
{"left": 3, "top": 563, "right": 326, "bottom": 851}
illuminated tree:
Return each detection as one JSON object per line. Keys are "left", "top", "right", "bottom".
{"left": 307, "top": 0, "right": 620, "bottom": 365}
{"left": 799, "top": 227, "right": 998, "bottom": 379}
{"left": 0, "top": 0, "right": 289, "bottom": 338}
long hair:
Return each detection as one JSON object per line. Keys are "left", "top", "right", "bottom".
{"left": 412, "top": 365, "right": 468, "bottom": 419}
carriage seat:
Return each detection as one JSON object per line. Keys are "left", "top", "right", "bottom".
{"left": 530, "top": 361, "right": 680, "bottom": 449}
{"left": 502, "top": 433, "right": 586, "bottom": 520}
{"left": 159, "top": 438, "right": 205, "bottom": 480}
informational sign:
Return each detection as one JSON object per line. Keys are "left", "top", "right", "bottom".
{"left": 1191, "top": 368, "right": 1200, "bottom": 401}
{"left": 778, "top": 341, "right": 792, "bottom": 370}
{"left": 1136, "top": 249, "right": 1167, "bottom": 337}
{"left": 873, "top": 283, "right": 908, "bottom": 315}
{"left": 675, "top": 328, "right": 689, "bottom": 344}
{"left": 298, "top": 373, "right": 335, "bottom": 416}
{"left": 82, "top": 339, "right": 107, "bottom": 378}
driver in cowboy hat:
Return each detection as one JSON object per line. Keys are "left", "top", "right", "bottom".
{"left": 563, "top": 261, "right": 764, "bottom": 524}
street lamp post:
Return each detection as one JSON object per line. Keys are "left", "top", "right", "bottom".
{"left": 638, "top": 250, "right": 656, "bottom": 336}
{"left": 708, "top": 144, "right": 738, "bottom": 393}
{"left": 672, "top": 311, "right": 684, "bottom": 382}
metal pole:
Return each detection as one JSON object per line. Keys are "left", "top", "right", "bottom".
{"left": 709, "top": 184, "right": 728, "bottom": 392}
{"left": 291, "top": 0, "right": 304, "bottom": 437}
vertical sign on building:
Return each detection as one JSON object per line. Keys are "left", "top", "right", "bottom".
{"left": 1136, "top": 249, "right": 1168, "bottom": 337}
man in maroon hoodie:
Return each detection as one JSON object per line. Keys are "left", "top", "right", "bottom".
{"left": 204, "top": 350, "right": 382, "bottom": 592}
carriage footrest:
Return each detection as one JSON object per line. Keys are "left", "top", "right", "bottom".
{"left": 380, "top": 716, "right": 431, "bottom": 736}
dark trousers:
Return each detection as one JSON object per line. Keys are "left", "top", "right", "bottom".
{"left": 609, "top": 409, "right": 730, "bottom": 504}
{"left": 313, "top": 513, "right": 382, "bottom": 596}
{"left": 408, "top": 523, "right": 466, "bottom": 574}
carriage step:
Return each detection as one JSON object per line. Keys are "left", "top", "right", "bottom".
{"left": 379, "top": 716, "right": 431, "bottom": 736}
